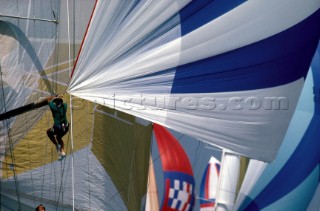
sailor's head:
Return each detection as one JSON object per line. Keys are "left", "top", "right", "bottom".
{"left": 53, "top": 97, "right": 63, "bottom": 107}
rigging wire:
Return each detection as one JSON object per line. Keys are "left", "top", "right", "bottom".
{"left": 24, "top": 9, "right": 37, "bottom": 206}
{"left": 55, "top": 129, "right": 70, "bottom": 210}
{"left": 34, "top": 0, "right": 70, "bottom": 209}
{"left": 42, "top": 0, "right": 60, "bottom": 205}
{"left": 1, "top": 0, "right": 65, "bottom": 209}
{"left": 87, "top": 103, "right": 97, "bottom": 209}
{"left": 47, "top": 0, "right": 76, "bottom": 209}
{"left": 1, "top": 1, "right": 23, "bottom": 209}
{"left": 53, "top": 1, "right": 62, "bottom": 208}
{"left": 35, "top": 0, "right": 61, "bottom": 207}
{"left": 41, "top": 108, "right": 51, "bottom": 203}
{"left": 53, "top": 100, "right": 71, "bottom": 209}
{"left": 62, "top": 1, "right": 99, "bottom": 207}
{"left": 66, "top": 1, "right": 75, "bottom": 209}
{"left": 0, "top": 64, "right": 21, "bottom": 210}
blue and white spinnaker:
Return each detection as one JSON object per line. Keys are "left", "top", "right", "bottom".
{"left": 68, "top": 0, "right": 320, "bottom": 162}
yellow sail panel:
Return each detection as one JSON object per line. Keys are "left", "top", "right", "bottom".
{"left": 92, "top": 105, "right": 152, "bottom": 210}
{"left": 237, "top": 156, "right": 249, "bottom": 194}
{"left": 2, "top": 95, "right": 94, "bottom": 179}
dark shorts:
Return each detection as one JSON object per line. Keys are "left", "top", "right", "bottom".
{"left": 50, "top": 123, "right": 69, "bottom": 136}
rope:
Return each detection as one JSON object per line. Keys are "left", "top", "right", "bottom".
{"left": 53, "top": 2, "right": 63, "bottom": 208}
{"left": 35, "top": 0, "right": 62, "bottom": 208}
{"left": 66, "top": 1, "right": 75, "bottom": 210}
{"left": 0, "top": 64, "right": 22, "bottom": 210}
{"left": 56, "top": 129, "right": 71, "bottom": 210}
{"left": 87, "top": 103, "right": 97, "bottom": 209}
{"left": 24, "top": 2, "right": 39, "bottom": 205}
{"left": 52, "top": 3, "right": 60, "bottom": 96}
{"left": 40, "top": 0, "right": 60, "bottom": 204}
{"left": 33, "top": 0, "right": 67, "bottom": 208}
{"left": 40, "top": 110, "right": 51, "bottom": 203}
{"left": 192, "top": 141, "right": 201, "bottom": 170}
{"left": 45, "top": 1, "right": 73, "bottom": 209}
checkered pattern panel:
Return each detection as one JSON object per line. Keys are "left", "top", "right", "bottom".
{"left": 167, "top": 179, "right": 193, "bottom": 210}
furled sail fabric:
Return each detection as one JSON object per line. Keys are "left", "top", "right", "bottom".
{"left": 68, "top": 0, "right": 320, "bottom": 162}
{"left": 233, "top": 42, "right": 320, "bottom": 211}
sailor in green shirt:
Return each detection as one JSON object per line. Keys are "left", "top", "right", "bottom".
{"left": 46, "top": 95, "right": 69, "bottom": 158}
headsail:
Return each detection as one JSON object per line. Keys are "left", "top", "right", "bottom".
{"left": 199, "top": 156, "right": 220, "bottom": 210}
{"left": 68, "top": 0, "right": 320, "bottom": 162}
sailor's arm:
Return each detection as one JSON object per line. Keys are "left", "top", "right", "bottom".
{"left": 47, "top": 96, "right": 55, "bottom": 103}
{"left": 47, "top": 94, "right": 63, "bottom": 103}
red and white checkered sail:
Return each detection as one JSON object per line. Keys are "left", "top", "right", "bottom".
{"left": 153, "top": 123, "right": 195, "bottom": 211}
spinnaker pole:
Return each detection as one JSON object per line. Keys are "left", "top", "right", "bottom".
{"left": 0, "top": 98, "right": 48, "bottom": 121}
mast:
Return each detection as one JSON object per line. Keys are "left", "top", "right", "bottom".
{"left": 215, "top": 150, "right": 241, "bottom": 211}
{"left": 145, "top": 156, "right": 160, "bottom": 211}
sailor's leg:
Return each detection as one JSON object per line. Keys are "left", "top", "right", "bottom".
{"left": 58, "top": 124, "right": 69, "bottom": 156}
{"left": 56, "top": 133, "right": 65, "bottom": 156}
{"left": 46, "top": 127, "right": 57, "bottom": 146}
{"left": 56, "top": 135, "right": 64, "bottom": 150}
